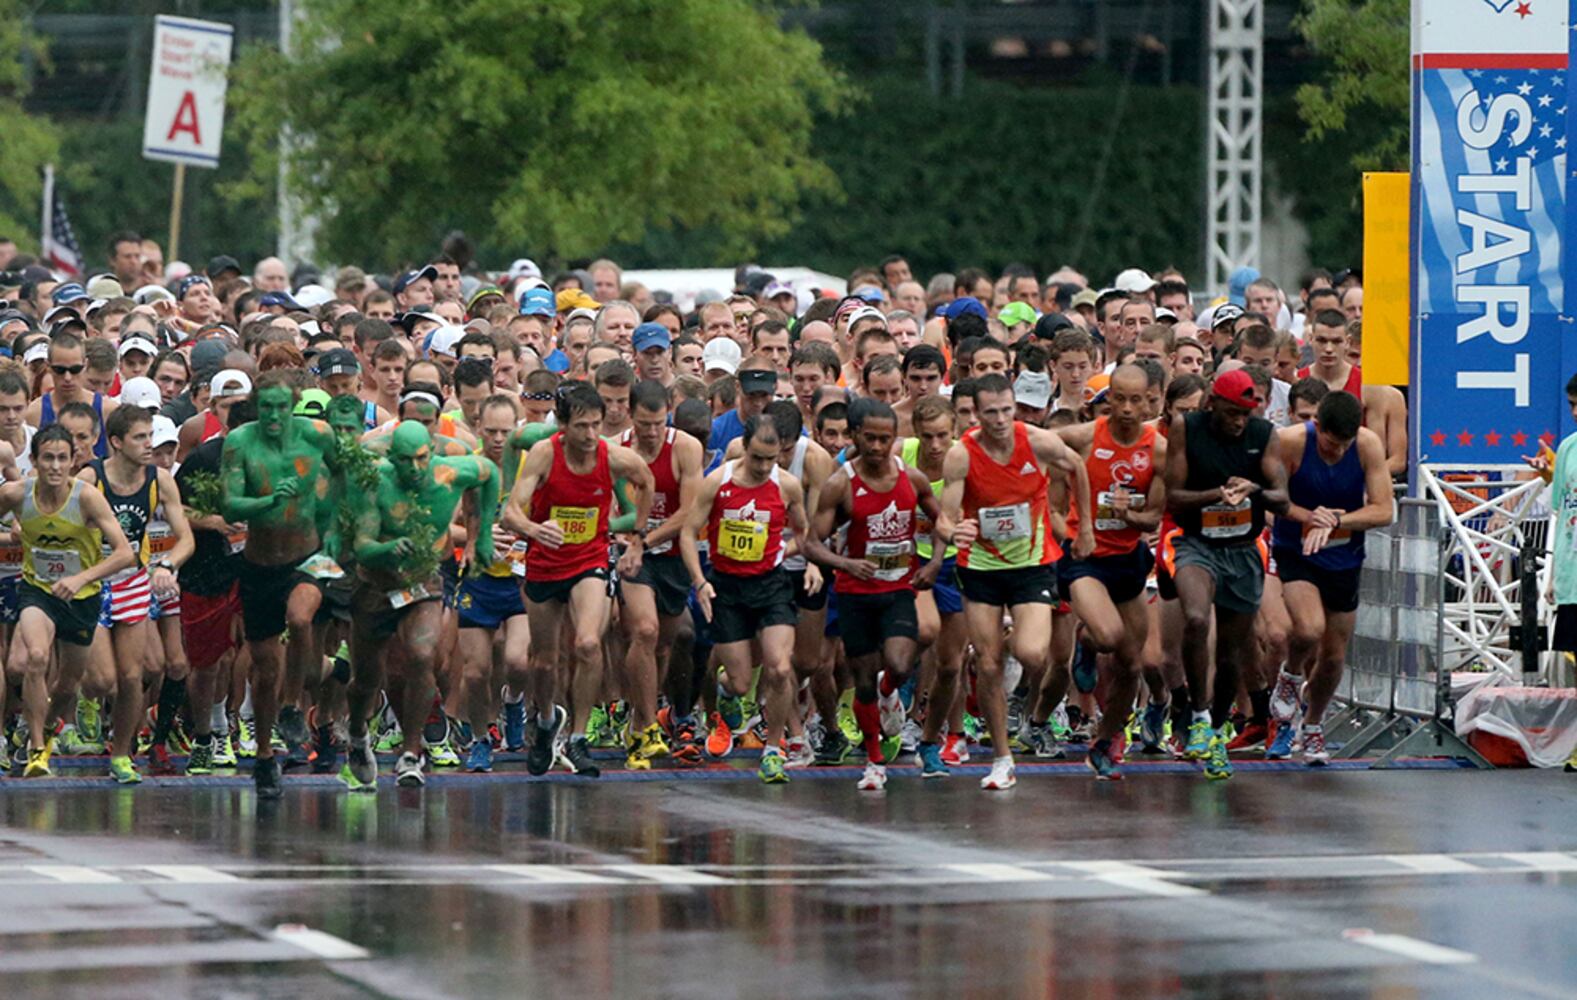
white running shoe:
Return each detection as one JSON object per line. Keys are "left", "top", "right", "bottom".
{"left": 980, "top": 755, "right": 1016, "bottom": 790}
{"left": 857, "top": 763, "right": 887, "bottom": 791}
{"left": 783, "top": 737, "right": 814, "bottom": 769}
{"left": 394, "top": 751, "right": 426, "bottom": 787}
{"left": 1270, "top": 670, "right": 1301, "bottom": 723}
{"left": 877, "top": 677, "right": 905, "bottom": 736}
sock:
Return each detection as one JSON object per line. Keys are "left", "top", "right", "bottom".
{"left": 853, "top": 698, "right": 883, "bottom": 763}
{"left": 151, "top": 677, "right": 187, "bottom": 744}
{"left": 879, "top": 672, "right": 899, "bottom": 697}
{"left": 239, "top": 682, "right": 254, "bottom": 718}
{"left": 1248, "top": 688, "right": 1270, "bottom": 726}
{"left": 504, "top": 687, "right": 524, "bottom": 705}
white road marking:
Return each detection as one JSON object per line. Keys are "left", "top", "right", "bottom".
{"left": 489, "top": 864, "right": 624, "bottom": 884}
{"left": 270, "top": 924, "right": 370, "bottom": 960}
{"left": 603, "top": 864, "right": 727, "bottom": 885}
{"left": 1058, "top": 860, "right": 1204, "bottom": 897}
{"left": 1501, "top": 852, "right": 1577, "bottom": 873}
{"left": 26, "top": 865, "right": 121, "bottom": 884}
{"left": 1384, "top": 854, "right": 1482, "bottom": 875}
{"left": 143, "top": 865, "right": 240, "bottom": 883}
{"left": 1343, "top": 931, "right": 1478, "bottom": 965}
{"left": 942, "top": 863, "right": 1057, "bottom": 882}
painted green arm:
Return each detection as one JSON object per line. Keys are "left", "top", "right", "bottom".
{"left": 502, "top": 423, "right": 555, "bottom": 490}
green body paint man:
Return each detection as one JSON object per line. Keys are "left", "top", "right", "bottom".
{"left": 342, "top": 420, "right": 499, "bottom": 790}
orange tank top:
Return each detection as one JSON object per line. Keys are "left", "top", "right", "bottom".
{"left": 1065, "top": 417, "right": 1157, "bottom": 558}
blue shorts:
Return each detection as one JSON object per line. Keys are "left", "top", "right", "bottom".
{"left": 456, "top": 573, "right": 527, "bottom": 630}
{"left": 0, "top": 576, "right": 18, "bottom": 626}
{"left": 823, "top": 581, "right": 840, "bottom": 638}
{"left": 929, "top": 556, "right": 963, "bottom": 616}
{"left": 440, "top": 558, "right": 461, "bottom": 609}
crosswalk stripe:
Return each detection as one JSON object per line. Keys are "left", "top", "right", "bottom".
{"left": 489, "top": 865, "right": 624, "bottom": 884}
{"left": 27, "top": 865, "right": 121, "bottom": 884}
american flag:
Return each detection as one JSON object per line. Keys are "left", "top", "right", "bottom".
{"left": 39, "top": 164, "right": 82, "bottom": 278}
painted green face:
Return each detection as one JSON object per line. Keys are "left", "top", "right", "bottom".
{"left": 327, "top": 394, "right": 365, "bottom": 437}
{"left": 256, "top": 385, "right": 295, "bottom": 441}
{"left": 389, "top": 420, "right": 433, "bottom": 489}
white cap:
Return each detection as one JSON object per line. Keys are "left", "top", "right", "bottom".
{"left": 507, "top": 258, "right": 542, "bottom": 282}
{"left": 1114, "top": 268, "right": 1158, "bottom": 294}
{"left": 163, "top": 261, "right": 192, "bottom": 283}
{"left": 294, "top": 284, "right": 334, "bottom": 309}
{"left": 119, "top": 376, "right": 162, "bottom": 410}
{"left": 1013, "top": 370, "right": 1053, "bottom": 410}
{"left": 1155, "top": 306, "right": 1178, "bottom": 322}
{"left": 150, "top": 414, "right": 180, "bottom": 449}
{"left": 847, "top": 306, "right": 887, "bottom": 328}
{"left": 118, "top": 336, "right": 157, "bottom": 359}
{"left": 298, "top": 319, "right": 322, "bottom": 338}
{"left": 210, "top": 368, "right": 253, "bottom": 399}
{"left": 428, "top": 324, "right": 466, "bottom": 358}
{"left": 22, "top": 342, "right": 49, "bottom": 365}
{"left": 133, "top": 285, "right": 174, "bottom": 306}
{"left": 565, "top": 307, "right": 598, "bottom": 326}
{"left": 702, "top": 337, "right": 742, "bottom": 374}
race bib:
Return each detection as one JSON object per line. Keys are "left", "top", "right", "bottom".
{"left": 506, "top": 539, "right": 529, "bottom": 577}
{"left": 148, "top": 522, "right": 176, "bottom": 556}
{"left": 979, "top": 503, "right": 1032, "bottom": 543}
{"left": 388, "top": 582, "right": 432, "bottom": 609}
{"left": 32, "top": 547, "right": 82, "bottom": 583}
{"left": 1095, "top": 490, "right": 1137, "bottom": 532}
{"left": 718, "top": 518, "right": 768, "bottom": 563}
{"left": 551, "top": 505, "right": 598, "bottom": 545}
{"left": 298, "top": 553, "right": 346, "bottom": 580}
{"left": 865, "top": 539, "right": 912, "bottom": 582}
{"left": 1201, "top": 500, "right": 1253, "bottom": 539}
{"left": 0, "top": 541, "right": 22, "bottom": 577}
{"left": 644, "top": 517, "right": 673, "bottom": 557}
{"left": 226, "top": 526, "right": 248, "bottom": 556}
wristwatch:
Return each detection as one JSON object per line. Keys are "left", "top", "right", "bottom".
{"left": 153, "top": 558, "right": 175, "bottom": 572}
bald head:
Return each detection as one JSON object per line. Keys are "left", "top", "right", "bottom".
{"left": 253, "top": 256, "right": 288, "bottom": 292}
{"left": 798, "top": 320, "right": 834, "bottom": 345}
{"left": 1110, "top": 362, "right": 1148, "bottom": 393}
{"left": 391, "top": 419, "right": 432, "bottom": 458}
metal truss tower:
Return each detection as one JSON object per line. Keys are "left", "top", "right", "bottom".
{"left": 1204, "top": 0, "right": 1263, "bottom": 297}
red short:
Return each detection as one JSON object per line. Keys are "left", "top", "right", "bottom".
{"left": 181, "top": 583, "right": 241, "bottom": 672}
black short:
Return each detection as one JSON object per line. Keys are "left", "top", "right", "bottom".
{"left": 318, "top": 574, "right": 355, "bottom": 625}
{"left": 19, "top": 583, "right": 100, "bottom": 646}
{"left": 787, "top": 567, "right": 828, "bottom": 611}
{"left": 1156, "top": 561, "right": 1177, "bottom": 601}
{"left": 1553, "top": 604, "right": 1577, "bottom": 653}
{"left": 238, "top": 559, "right": 321, "bottom": 642}
{"left": 1274, "top": 548, "right": 1361, "bottom": 614}
{"left": 836, "top": 590, "right": 918, "bottom": 658}
{"left": 625, "top": 554, "right": 691, "bottom": 619}
{"left": 956, "top": 564, "right": 1058, "bottom": 608}
{"left": 351, "top": 576, "right": 443, "bottom": 642}
{"left": 524, "top": 566, "right": 611, "bottom": 606}
{"left": 708, "top": 567, "right": 797, "bottom": 645}
{"left": 1058, "top": 544, "right": 1154, "bottom": 605}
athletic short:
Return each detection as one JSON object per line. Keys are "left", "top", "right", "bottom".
{"left": 150, "top": 588, "right": 181, "bottom": 620}
{"left": 1058, "top": 544, "right": 1155, "bottom": 606}
{"left": 956, "top": 564, "right": 1058, "bottom": 608}
{"left": 440, "top": 557, "right": 460, "bottom": 609}
{"left": 99, "top": 569, "right": 153, "bottom": 627}
{"left": 788, "top": 567, "right": 829, "bottom": 612}
{"left": 351, "top": 575, "right": 444, "bottom": 642}
{"left": 1274, "top": 548, "right": 1361, "bottom": 614}
{"left": 837, "top": 590, "right": 919, "bottom": 658}
{"left": 824, "top": 586, "right": 841, "bottom": 637}
{"left": 20, "top": 583, "right": 99, "bottom": 646}
{"left": 182, "top": 584, "right": 241, "bottom": 672}
{"left": 930, "top": 556, "right": 963, "bottom": 616}
{"left": 624, "top": 554, "right": 691, "bottom": 619}
{"left": 457, "top": 573, "right": 527, "bottom": 630}
{"left": 1156, "top": 562, "right": 1177, "bottom": 602}
{"left": 525, "top": 566, "right": 611, "bottom": 606}
{"left": 708, "top": 567, "right": 797, "bottom": 645}
{"left": 238, "top": 559, "right": 320, "bottom": 642}
{"left": 1554, "top": 604, "right": 1577, "bottom": 653}
{"left": 0, "top": 576, "right": 19, "bottom": 625}
{"left": 1172, "top": 534, "right": 1264, "bottom": 615}
{"left": 318, "top": 574, "right": 354, "bottom": 624}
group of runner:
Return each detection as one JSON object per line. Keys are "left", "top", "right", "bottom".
{"left": 0, "top": 249, "right": 1399, "bottom": 794}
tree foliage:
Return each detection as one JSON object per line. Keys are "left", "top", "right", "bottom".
{"left": 0, "top": 2, "right": 61, "bottom": 251}
{"left": 227, "top": 0, "right": 852, "bottom": 268}
{"left": 1294, "top": 0, "right": 1410, "bottom": 172}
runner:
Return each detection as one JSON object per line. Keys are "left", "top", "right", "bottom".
{"left": 27, "top": 331, "right": 118, "bottom": 458}
{"left": 1298, "top": 309, "right": 1408, "bottom": 476}
{"left": 1266, "top": 391, "right": 1393, "bottom": 763}
{"left": 1164, "top": 369, "right": 1290, "bottom": 780}
{"left": 504, "top": 383, "right": 652, "bottom": 777}
{"left": 805, "top": 398, "right": 943, "bottom": 790}
{"left": 936, "top": 373, "right": 1092, "bottom": 790}
{"left": 680, "top": 414, "right": 818, "bottom": 784}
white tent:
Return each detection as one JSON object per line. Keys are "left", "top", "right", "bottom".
{"left": 620, "top": 267, "right": 846, "bottom": 314}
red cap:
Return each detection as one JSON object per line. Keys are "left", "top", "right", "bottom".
{"left": 1212, "top": 369, "right": 1260, "bottom": 407}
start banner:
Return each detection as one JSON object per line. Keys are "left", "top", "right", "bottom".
{"left": 1410, "top": 0, "right": 1569, "bottom": 466}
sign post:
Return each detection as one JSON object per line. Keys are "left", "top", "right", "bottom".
{"left": 1409, "top": 0, "right": 1570, "bottom": 470}
{"left": 141, "top": 15, "right": 233, "bottom": 262}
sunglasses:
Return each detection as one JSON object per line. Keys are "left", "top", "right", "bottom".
{"left": 51, "top": 364, "right": 84, "bottom": 376}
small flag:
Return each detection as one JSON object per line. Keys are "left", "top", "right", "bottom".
{"left": 40, "top": 164, "right": 82, "bottom": 278}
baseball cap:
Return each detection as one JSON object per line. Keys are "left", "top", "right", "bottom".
{"left": 702, "top": 338, "right": 742, "bottom": 375}
{"left": 294, "top": 388, "right": 332, "bottom": 419}
{"left": 85, "top": 275, "right": 125, "bottom": 299}
{"left": 294, "top": 284, "right": 334, "bottom": 309}
{"left": 119, "top": 376, "right": 162, "bottom": 410}
{"left": 211, "top": 369, "right": 254, "bottom": 399}
{"left": 1113, "top": 268, "right": 1158, "bottom": 294}
{"left": 51, "top": 283, "right": 89, "bottom": 306}
{"left": 177, "top": 274, "right": 212, "bottom": 300}
{"left": 22, "top": 341, "right": 49, "bottom": 365}
{"left": 393, "top": 265, "right": 438, "bottom": 296}
{"left": 1209, "top": 303, "right": 1244, "bottom": 329}
{"left": 555, "top": 288, "right": 598, "bottom": 313}
{"left": 519, "top": 286, "right": 555, "bottom": 317}
{"left": 1083, "top": 372, "right": 1111, "bottom": 403}
{"left": 150, "top": 414, "right": 180, "bottom": 449}
{"left": 632, "top": 322, "right": 671, "bottom": 353}
{"left": 1212, "top": 368, "right": 1260, "bottom": 408}
{"left": 1012, "top": 370, "right": 1053, "bottom": 410}
{"left": 259, "top": 290, "right": 304, "bottom": 311}
{"left": 507, "top": 258, "right": 542, "bottom": 282}
{"left": 853, "top": 286, "right": 886, "bottom": 304}
{"left": 566, "top": 307, "right": 599, "bottom": 326}
{"left": 942, "top": 297, "right": 988, "bottom": 322}
{"left": 1070, "top": 288, "right": 1099, "bottom": 310}
{"left": 467, "top": 285, "right": 505, "bottom": 313}
{"left": 118, "top": 336, "right": 157, "bottom": 359}
{"left": 191, "top": 338, "right": 229, "bottom": 373}
{"left": 1155, "top": 306, "right": 1179, "bottom": 323}
{"left": 998, "top": 301, "right": 1038, "bottom": 328}
{"left": 397, "top": 308, "right": 444, "bottom": 336}
{"left": 335, "top": 265, "right": 368, "bottom": 290}
{"left": 48, "top": 317, "right": 88, "bottom": 338}
{"left": 0, "top": 309, "right": 32, "bottom": 336}
{"left": 133, "top": 285, "right": 174, "bottom": 306}
{"left": 463, "top": 318, "right": 491, "bottom": 335}
{"left": 315, "top": 347, "right": 360, "bottom": 377}
{"left": 847, "top": 306, "right": 886, "bottom": 329}
{"left": 737, "top": 367, "right": 777, "bottom": 395}
{"left": 42, "top": 304, "right": 79, "bottom": 325}
{"left": 763, "top": 280, "right": 795, "bottom": 302}
{"left": 426, "top": 324, "right": 466, "bottom": 358}
{"left": 1228, "top": 266, "right": 1260, "bottom": 306}
{"left": 206, "top": 255, "right": 242, "bottom": 279}
{"left": 1033, "top": 312, "right": 1075, "bottom": 341}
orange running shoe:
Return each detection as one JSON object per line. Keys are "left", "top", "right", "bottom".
{"left": 705, "top": 712, "right": 734, "bottom": 759}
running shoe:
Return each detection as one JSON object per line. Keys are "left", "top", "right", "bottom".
{"left": 311, "top": 724, "right": 340, "bottom": 774}
{"left": 186, "top": 735, "right": 215, "bottom": 776}
{"left": 342, "top": 734, "right": 377, "bottom": 792}
{"left": 281, "top": 730, "right": 311, "bottom": 770}
{"left": 718, "top": 693, "right": 744, "bottom": 732}
{"left": 1302, "top": 726, "right": 1330, "bottom": 766}
{"left": 372, "top": 711, "right": 404, "bottom": 753}
{"left": 1006, "top": 688, "right": 1026, "bottom": 737}
{"left": 236, "top": 717, "right": 258, "bottom": 758}
{"left": 609, "top": 701, "right": 631, "bottom": 744}
{"left": 1270, "top": 670, "right": 1302, "bottom": 722}
{"left": 426, "top": 729, "right": 461, "bottom": 768}
{"left": 634, "top": 722, "right": 669, "bottom": 763}
{"left": 467, "top": 737, "right": 494, "bottom": 773}
{"left": 918, "top": 741, "right": 949, "bottom": 778}
{"left": 280, "top": 704, "right": 310, "bottom": 750}
{"left": 961, "top": 713, "right": 983, "bottom": 744}
{"left": 502, "top": 696, "right": 526, "bottom": 751}
{"left": 394, "top": 751, "right": 426, "bottom": 787}
{"left": 147, "top": 743, "right": 176, "bottom": 776}
{"left": 564, "top": 736, "right": 601, "bottom": 778}
{"left": 1140, "top": 702, "right": 1168, "bottom": 753}
{"left": 109, "top": 754, "right": 142, "bottom": 785}
{"left": 212, "top": 734, "right": 238, "bottom": 768}
{"left": 587, "top": 704, "right": 615, "bottom": 748}
{"left": 671, "top": 720, "right": 703, "bottom": 767}
{"left": 1026, "top": 722, "right": 1067, "bottom": 760}
{"left": 526, "top": 706, "right": 565, "bottom": 776}
{"left": 655, "top": 704, "right": 676, "bottom": 740}
{"left": 1225, "top": 720, "right": 1269, "bottom": 754}
{"left": 705, "top": 711, "right": 735, "bottom": 759}
{"left": 838, "top": 704, "right": 861, "bottom": 745}
{"left": 758, "top": 747, "right": 788, "bottom": 784}
{"left": 804, "top": 714, "right": 827, "bottom": 754}
{"left": 23, "top": 741, "right": 52, "bottom": 778}
{"left": 980, "top": 755, "right": 1016, "bottom": 791}
{"left": 814, "top": 728, "right": 850, "bottom": 766}
{"left": 77, "top": 697, "right": 104, "bottom": 745}
{"left": 1072, "top": 642, "right": 1100, "bottom": 693}
{"left": 737, "top": 717, "right": 767, "bottom": 751}
{"left": 1183, "top": 719, "right": 1212, "bottom": 760}
{"left": 879, "top": 676, "right": 906, "bottom": 736}
{"left": 1266, "top": 720, "right": 1296, "bottom": 760}
{"left": 783, "top": 736, "right": 814, "bottom": 769}
{"left": 900, "top": 718, "right": 922, "bottom": 754}
{"left": 252, "top": 756, "right": 281, "bottom": 797}
{"left": 55, "top": 724, "right": 103, "bottom": 756}
{"left": 166, "top": 720, "right": 193, "bottom": 755}
{"left": 879, "top": 734, "right": 903, "bottom": 765}
{"left": 857, "top": 762, "right": 887, "bottom": 791}
{"left": 1205, "top": 732, "right": 1233, "bottom": 780}
{"left": 1087, "top": 738, "right": 1122, "bottom": 781}
{"left": 940, "top": 732, "right": 969, "bottom": 766}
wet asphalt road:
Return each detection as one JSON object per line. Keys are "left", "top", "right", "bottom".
{"left": 2, "top": 757, "right": 1576, "bottom": 999}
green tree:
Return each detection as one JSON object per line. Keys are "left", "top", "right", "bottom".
{"left": 0, "top": 3, "right": 61, "bottom": 251}
{"left": 227, "top": 0, "right": 851, "bottom": 267}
